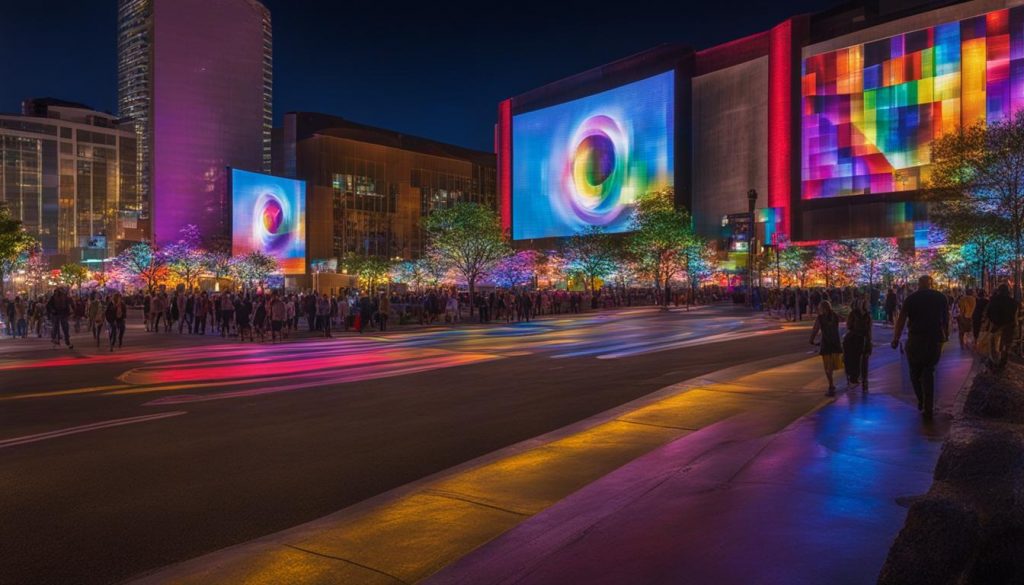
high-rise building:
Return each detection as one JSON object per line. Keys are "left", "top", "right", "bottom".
{"left": 117, "top": 0, "right": 272, "bottom": 247}
{"left": 0, "top": 99, "right": 141, "bottom": 262}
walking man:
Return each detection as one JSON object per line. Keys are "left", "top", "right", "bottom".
{"left": 891, "top": 275, "right": 949, "bottom": 419}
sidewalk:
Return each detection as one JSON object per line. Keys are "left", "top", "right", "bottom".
{"left": 127, "top": 330, "right": 973, "bottom": 585}
{"left": 429, "top": 342, "right": 974, "bottom": 585}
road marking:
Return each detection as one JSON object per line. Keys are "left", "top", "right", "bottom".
{"left": 0, "top": 384, "right": 132, "bottom": 401}
{"left": 0, "top": 411, "right": 187, "bottom": 449}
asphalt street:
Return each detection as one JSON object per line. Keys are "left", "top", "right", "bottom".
{"left": 0, "top": 305, "right": 809, "bottom": 585}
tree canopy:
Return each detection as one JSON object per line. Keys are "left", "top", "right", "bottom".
{"left": 424, "top": 202, "right": 510, "bottom": 311}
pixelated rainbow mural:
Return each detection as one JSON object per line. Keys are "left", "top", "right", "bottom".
{"left": 802, "top": 6, "right": 1024, "bottom": 199}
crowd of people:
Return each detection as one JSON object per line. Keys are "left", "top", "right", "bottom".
{"left": 794, "top": 278, "right": 1021, "bottom": 419}
{"left": 1, "top": 288, "right": 127, "bottom": 351}
{"left": 2, "top": 284, "right": 721, "bottom": 350}
{"left": 6, "top": 280, "right": 1019, "bottom": 412}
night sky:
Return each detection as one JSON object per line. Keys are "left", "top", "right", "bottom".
{"left": 1, "top": 0, "right": 836, "bottom": 152}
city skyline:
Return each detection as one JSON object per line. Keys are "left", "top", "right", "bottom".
{"left": 1, "top": 0, "right": 832, "bottom": 152}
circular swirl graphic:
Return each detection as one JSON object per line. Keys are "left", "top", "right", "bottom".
{"left": 252, "top": 191, "right": 292, "bottom": 252}
{"left": 560, "top": 115, "right": 629, "bottom": 226}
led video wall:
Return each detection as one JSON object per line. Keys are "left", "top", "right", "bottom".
{"left": 231, "top": 169, "right": 307, "bottom": 274}
{"left": 512, "top": 70, "right": 675, "bottom": 239}
{"left": 802, "top": 6, "right": 1024, "bottom": 199}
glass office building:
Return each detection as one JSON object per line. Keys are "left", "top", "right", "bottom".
{"left": 0, "top": 99, "right": 141, "bottom": 262}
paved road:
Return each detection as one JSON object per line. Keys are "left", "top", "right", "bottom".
{"left": 0, "top": 305, "right": 808, "bottom": 585}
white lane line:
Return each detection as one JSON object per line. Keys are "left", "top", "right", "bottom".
{"left": 0, "top": 411, "right": 187, "bottom": 449}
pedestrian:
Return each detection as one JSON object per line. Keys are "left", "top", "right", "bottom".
{"left": 253, "top": 295, "right": 267, "bottom": 342}
{"left": 984, "top": 283, "right": 1017, "bottom": 369}
{"left": 955, "top": 288, "right": 977, "bottom": 349}
{"left": 316, "top": 293, "right": 332, "bottom": 338}
{"left": 377, "top": 293, "right": 389, "bottom": 332}
{"left": 47, "top": 287, "right": 73, "bottom": 349}
{"left": 236, "top": 295, "right": 253, "bottom": 342}
{"left": 105, "top": 292, "right": 127, "bottom": 351}
{"left": 13, "top": 296, "right": 27, "bottom": 339}
{"left": 810, "top": 300, "right": 843, "bottom": 396}
{"left": 843, "top": 297, "right": 873, "bottom": 391}
{"left": 891, "top": 275, "right": 949, "bottom": 419}
{"left": 972, "top": 288, "right": 989, "bottom": 342}
{"left": 884, "top": 287, "right": 898, "bottom": 327}
{"left": 220, "top": 293, "right": 235, "bottom": 337}
{"left": 86, "top": 292, "right": 104, "bottom": 346}
{"left": 270, "top": 293, "right": 286, "bottom": 343}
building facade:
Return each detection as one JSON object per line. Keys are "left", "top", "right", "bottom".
{"left": 117, "top": 0, "right": 272, "bottom": 247}
{"left": 498, "top": 0, "right": 1022, "bottom": 250}
{"left": 0, "top": 99, "right": 141, "bottom": 263}
{"left": 274, "top": 113, "right": 497, "bottom": 267}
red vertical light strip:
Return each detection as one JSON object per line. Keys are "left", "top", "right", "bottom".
{"left": 498, "top": 99, "right": 513, "bottom": 234}
{"left": 769, "top": 19, "right": 795, "bottom": 239}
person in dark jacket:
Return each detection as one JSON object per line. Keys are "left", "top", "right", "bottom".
{"left": 972, "top": 288, "right": 989, "bottom": 341}
{"left": 891, "top": 276, "right": 949, "bottom": 418}
{"left": 844, "top": 298, "right": 873, "bottom": 391}
{"left": 985, "top": 284, "right": 1018, "bottom": 368}
{"left": 47, "top": 288, "right": 73, "bottom": 349}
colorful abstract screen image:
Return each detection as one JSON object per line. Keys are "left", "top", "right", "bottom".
{"left": 512, "top": 71, "right": 675, "bottom": 239}
{"left": 802, "top": 6, "right": 1024, "bottom": 199}
{"left": 231, "top": 169, "right": 306, "bottom": 274}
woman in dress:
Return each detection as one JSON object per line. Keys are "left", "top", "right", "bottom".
{"left": 810, "top": 300, "right": 844, "bottom": 396}
{"left": 844, "top": 297, "right": 873, "bottom": 392}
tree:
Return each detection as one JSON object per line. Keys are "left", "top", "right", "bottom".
{"left": 929, "top": 111, "right": 1024, "bottom": 298}
{"left": 681, "top": 237, "right": 717, "bottom": 292}
{"left": 391, "top": 259, "right": 432, "bottom": 290}
{"left": 112, "top": 242, "right": 167, "bottom": 293}
{"left": 232, "top": 251, "right": 279, "bottom": 290}
{"left": 627, "top": 188, "right": 696, "bottom": 305}
{"left": 563, "top": 226, "right": 618, "bottom": 292}
{"left": 164, "top": 225, "right": 206, "bottom": 291}
{"left": 779, "top": 245, "right": 815, "bottom": 288}
{"left": 533, "top": 251, "right": 566, "bottom": 288}
{"left": 490, "top": 250, "right": 536, "bottom": 289}
{"left": 59, "top": 263, "right": 88, "bottom": 291}
{"left": 930, "top": 204, "right": 1011, "bottom": 293}
{"left": 344, "top": 253, "right": 392, "bottom": 292}
{"left": 424, "top": 203, "right": 510, "bottom": 315}
{"left": 204, "top": 250, "right": 233, "bottom": 281}
{"left": 849, "top": 238, "right": 899, "bottom": 289}
{"left": 813, "top": 240, "right": 853, "bottom": 288}
{"left": 0, "top": 206, "right": 38, "bottom": 300}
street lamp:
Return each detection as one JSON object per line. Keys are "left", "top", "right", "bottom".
{"left": 747, "top": 189, "right": 758, "bottom": 305}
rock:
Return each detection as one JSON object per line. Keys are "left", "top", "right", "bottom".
{"left": 964, "top": 367, "right": 1024, "bottom": 424}
{"left": 878, "top": 495, "right": 980, "bottom": 585}
{"left": 934, "top": 424, "right": 1024, "bottom": 484}
{"left": 966, "top": 522, "right": 1024, "bottom": 583}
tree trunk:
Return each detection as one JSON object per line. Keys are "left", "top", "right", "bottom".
{"left": 1016, "top": 236, "right": 1023, "bottom": 301}
{"left": 468, "top": 279, "right": 476, "bottom": 318}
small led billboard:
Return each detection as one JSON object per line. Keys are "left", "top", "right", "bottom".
{"left": 231, "top": 168, "right": 306, "bottom": 274}
{"left": 512, "top": 70, "right": 675, "bottom": 240}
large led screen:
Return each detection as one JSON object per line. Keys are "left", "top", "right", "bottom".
{"left": 803, "top": 6, "right": 1024, "bottom": 199}
{"left": 231, "top": 169, "right": 306, "bottom": 275}
{"left": 512, "top": 70, "right": 675, "bottom": 239}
